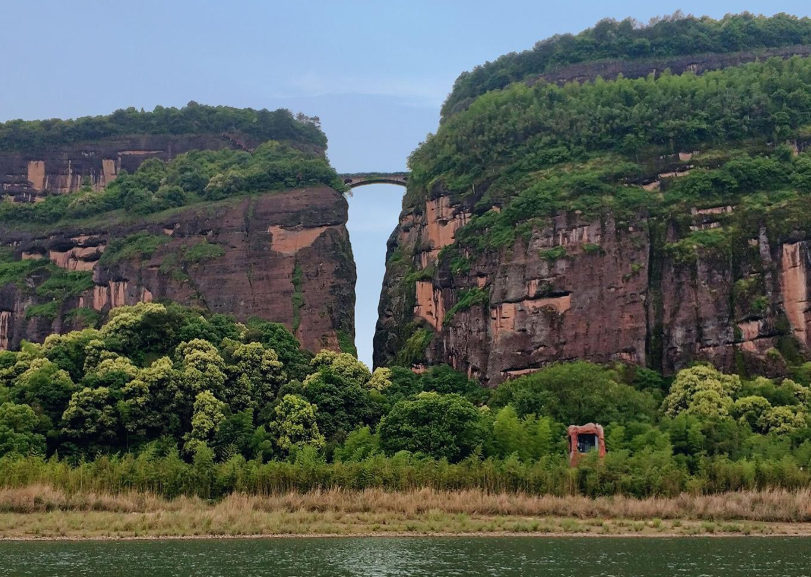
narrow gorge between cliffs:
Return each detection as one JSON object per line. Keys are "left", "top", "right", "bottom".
{"left": 345, "top": 183, "right": 406, "bottom": 367}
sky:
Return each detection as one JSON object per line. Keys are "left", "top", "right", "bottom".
{"left": 2, "top": 0, "right": 811, "bottom": 366}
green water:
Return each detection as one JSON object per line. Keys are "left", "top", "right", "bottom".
{"left": 0, "top": 537, "right": 810, "bottom": 576}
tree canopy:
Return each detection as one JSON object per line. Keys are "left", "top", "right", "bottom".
{"left": 442, "top": 12, "right": 811, "bottom": 121}
{"left": 0, "top": 102, "right": 326, "bottom": 152}
{"left": 1, "top": 305, "right": 810, "bottom": 498}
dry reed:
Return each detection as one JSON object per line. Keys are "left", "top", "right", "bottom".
{"left": 3, "top": 485, "right": 811, "bottom": 523}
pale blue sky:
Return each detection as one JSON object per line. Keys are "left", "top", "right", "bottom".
{"left": 2, "top": 0, "right": 810, "bottom": 365}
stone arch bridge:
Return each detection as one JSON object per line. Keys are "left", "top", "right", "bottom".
{"left": 340, "top": 172, "right": 409, "bottom": 189}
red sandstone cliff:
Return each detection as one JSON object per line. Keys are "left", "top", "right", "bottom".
{"left": 0, "top": 186, "right": 355, "bottom": 353}
{"left": 374, "top": 188, "right": 811, "bottom": 385}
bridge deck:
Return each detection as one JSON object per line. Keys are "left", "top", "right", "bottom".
{"left": 339, "top": 173, "right": 409, "bottom": 189}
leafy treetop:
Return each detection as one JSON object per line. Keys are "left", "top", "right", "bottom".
{"left": 442, "top": 12, "right": 811, "bottom": 120}
{"left": 0, "top": 102, "right": 327, "bottom": 152}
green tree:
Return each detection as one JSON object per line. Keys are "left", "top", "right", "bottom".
{"left": 13, "top": 358, "right": 76, "bottom": 427}
{"left": 421, "top": 364, "right": 488, "bottom": 404}
{"left": 85, "top": 356, "right": 139, "bottom": 390}
{"left": 488, "top": 405, "right": 553, "bottom": 460}
{"left": 60, "top": 387, "right": 119, "bottom": 448}
{"left": 0, "top": 402, "right": 46, "bottom": 456}
{"left": 100, "top": 303, "right": 171, "bottom": 359}
{"left": 118, "top": 378, "right": 154, "bottom": 439}
{"left": 42, "top": 329, "right": 102, "bottom": 381}
{"left": 732, "top": 396, "right": 772, "bottom": 431}
{"left": 221, "top": 339, "right": 286, "bottom": 412}
{"left": 663, "top": 365, "right": 741, "bottom": 418}
{"left": 760, "top": 405, "right": 808, "bottom": 434}
{"left": 212, "top": 410, "right": 255, "bottom": 460}
{"left": 379, "top": 392, "right": 484, "bottom": 462}
{"left": 177, "top": 339, "right": 227, "bottom": 400}
{"left": 243, "top": 320, "right": 312, "bottom": 381}
{"left": 269, "top": 394, "right": 324, "bottom": 452}
{"left": 81, "top": 339, "right": 117, "bottom": 373}
{"left": 301, "top": 366, "right": 381, "bottom": 444}
{"left": 133, "top": 356, "right": 183, "bottom": 436}
{"left": 490, "top": 361, "right": 656, "bottom": 425}
{"left": 333, "top": 425, "right": 380, "bottom": 462}
{"left": 367, "top": 367, "right": 392, "bottom": 391}
{"left": 490, "top": 405, "right": 526, "bottom": 458}
{"left": 307, "top": 350, "right": 371, "bottom": 388}
{"left": 185, "top": 390, "right": 226, "bottom": 453}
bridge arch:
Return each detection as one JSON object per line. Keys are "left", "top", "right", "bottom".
{"left": 340, "top": 172, "right": 409, "bottom": 189}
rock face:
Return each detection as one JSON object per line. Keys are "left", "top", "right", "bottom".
{"left": 526, "top": 45, "right": 811, "bottom": 89}
{"left": 375, "top": 194, "right": 811, "bottom": 386}
{"left": 0, "top": 134, "right": 251, "bottom": 201}
{"left": 0, "top": 186, "right": 355, "bottom": 353}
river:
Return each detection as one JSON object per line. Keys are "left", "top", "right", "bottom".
{"left": 1, "top": 536, "right": 810, "bottom": 576}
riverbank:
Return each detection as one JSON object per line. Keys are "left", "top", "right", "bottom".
{"left": 3, "top": 486, "right": 811, "bottom": 540}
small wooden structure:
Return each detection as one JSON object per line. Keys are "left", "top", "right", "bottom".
{"left": 567, "top": 423, "right": 606, "bottom": 466}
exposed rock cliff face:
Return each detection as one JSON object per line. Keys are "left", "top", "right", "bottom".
{"left": 528, "top": 45, "right": 811, "bottom": 90}
{"left": 0, "top": 186, "right": 355, "bottom": 352}
{"left": 0, "top": 134, "right": 253, "bottom": 201}
{"left": 375, "top": 191, "right": 811, "bottom": 386}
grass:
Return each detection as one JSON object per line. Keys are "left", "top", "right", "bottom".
{"left": 183, "top": 240, "right": 226, "bottom": 265}
{"left": 64, "top": 307, "right": 102, "bottom": 328}
{"left": 539, "top": 245, "right": 568, "bottom": 263}
{"left": 4, "top": 486, "right": 811, "bottom": 539}
{"left": 36, "top": 270, "right": 94, "bottom": 300}
{"left": 337, "top": 330, "right": 358, "bottom": 357}
{"left": 24, "top": 301, "right": 58, "bottom": 321}
{"left": 444, "top": 287, "right": 489, "bottom": 324}
{"left": 395, "top": 328, "right": 434, "bottom": 366}
{"left": 100, "top": 232, "right": 170, "bottom": 265}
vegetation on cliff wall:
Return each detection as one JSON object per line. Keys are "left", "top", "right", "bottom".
{"left": 0, "top": 102, "right": 326, "bottom": 152}
{"left": 442, "top": 12, "right": 811, "bottom": 120}
{"left": 409, "top": 56, "right": 811, "bottom": 263}
{"left": 0, "top": 248, "right": 94, "bottom": 322}
{"left": 0, "top": 141, "right": 346, "bottom": 228}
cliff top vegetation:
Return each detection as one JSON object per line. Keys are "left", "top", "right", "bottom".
{"left": 442, "top": 12, "right": 811, "bottom": 120}
{"left": 406, "top": 57, "right": 811, "bottom": 259}
{"left": 0, "top": 102, "right": 327, "bottom": 153}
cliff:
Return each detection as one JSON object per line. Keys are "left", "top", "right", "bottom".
{"left": 0, "top": 186, "right": 354, "bottom": 353}
{"left": 375, "top": 187, "right": 810, "bottom": 384}
{"left": 0, "top": 104, "right": 353, "bottom": 353}
{"left": 376, "top": 34, "right": 811, "bottom": 385}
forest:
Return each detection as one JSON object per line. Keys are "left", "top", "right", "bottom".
{"left": 2, "top": 302, "right": 811, "bottom": 499}
{"left": 0, "top": 102, "right": 327, "bottom": 152}
{"left": 441, "top": 12, "right": 811, "bottom": 120}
